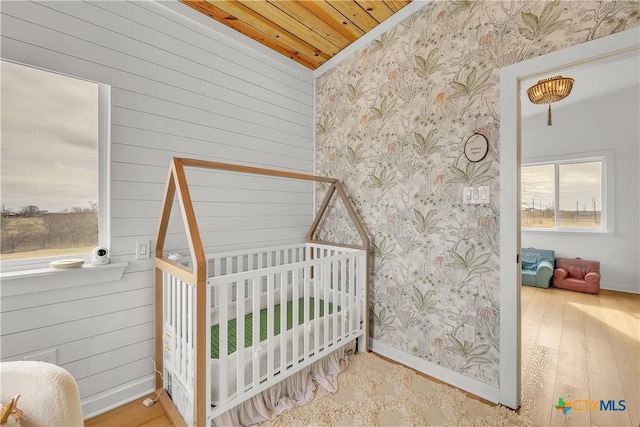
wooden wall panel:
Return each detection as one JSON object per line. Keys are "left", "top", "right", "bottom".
{"left": 0, "top": 0, "right": 313, "bottom": 418}
{"left": 110, "top": 198, "right": 311, "bottom": 219}
{"left": 113, "top": 214, "right": 312, "bottom": 238}
{"left": 110, "top": 127, "right": 313, "bottom": 169}
{"left": 69, "top": 341, "right": 154, "bottom": 396}
{"left": 1, "top": 288, "right": 154, "bottom": 335}
{"left": 95, "top": 1, "right": 312, "bottom": 93}
{"left": 2, "top": 2, "right": 312, "bottom": 113}
{"left": 1, "top": 306, "right": 154, "bottom": 359}
{"left": 0, "top": 272, "right": 152, "bottom": 313}
{"left": 111, "top": 111, "right": 312, "bottom": 160}
{"left": 112, "top": 89, "right": 312, "bottom": 139}
{"left": 76, "top": 358, "right": 154, "bottom": 399}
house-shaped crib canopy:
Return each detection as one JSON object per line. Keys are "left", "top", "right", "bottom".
{"left": 155, "top": 157, "right": 370, "bottom": 284}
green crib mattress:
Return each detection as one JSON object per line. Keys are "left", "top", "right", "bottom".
{"left": 211, "top": 297, "right": 334, "bottom": 359}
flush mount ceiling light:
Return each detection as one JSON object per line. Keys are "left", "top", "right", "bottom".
{"left": 526, "top": 75, "right": 575, "bottom": 126}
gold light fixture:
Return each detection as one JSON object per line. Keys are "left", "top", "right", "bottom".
{"left": 526, "top": 75, "right": 574, "bottom": 126}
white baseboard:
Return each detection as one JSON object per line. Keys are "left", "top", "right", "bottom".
{"left": 600, "top": 282, "right": 640, "bottom": 294}
{"left": 82, "top": 375, "right": 154, "bottom": 420}
{"left": 370, "top": 339, "right": 500, "bottom": 404}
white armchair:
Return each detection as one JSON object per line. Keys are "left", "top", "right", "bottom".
{"left": 0, "top": 361, "right": 83, "bottom": 427}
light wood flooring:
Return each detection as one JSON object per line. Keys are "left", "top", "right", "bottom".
{"left": 520, "top": 285, "right": 640, "bottom": 426}
{"left": 84, "top": 393, "right": 171, "bottom": 427}
{"left": 86, "top": 287, "right": 639, "bottom": 427}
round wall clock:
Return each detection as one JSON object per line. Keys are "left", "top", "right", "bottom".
{"left": 464, "top": 133, "right": 489, "bottom": 162}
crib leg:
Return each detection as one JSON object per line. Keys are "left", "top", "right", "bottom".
{"left": 357, "top": 336, "right": 369, "bottom": 353}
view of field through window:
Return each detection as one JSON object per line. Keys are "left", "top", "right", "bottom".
{"left": 522, "top": 161, "right": 602, "bottom": 230}
{"left": 0, "top": 61, "right": 99, "bottom": 261}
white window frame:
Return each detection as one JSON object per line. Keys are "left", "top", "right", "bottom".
{"left": 0, "top": 60, "right": 111, "bottom": 273}
{"left": 522, "top": 150, "right": 614, "bottom": 234}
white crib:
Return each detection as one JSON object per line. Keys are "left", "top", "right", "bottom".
{"left": 155, "top": 158, "right": 369, "bottom": 426}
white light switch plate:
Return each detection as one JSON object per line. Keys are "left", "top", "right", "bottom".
{"left": 463, "top": 185, "right": 490, "bottom": 204}
{"left": 136, "top": 240, "right": 151, "bottom": 260}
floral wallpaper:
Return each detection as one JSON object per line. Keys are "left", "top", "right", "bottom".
{"left": 315, "top": 1, "right": 639, "bottom": 387}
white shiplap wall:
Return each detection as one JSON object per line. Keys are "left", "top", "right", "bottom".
{"left": 0, "top": 0, "right": 314, "bottom": 418}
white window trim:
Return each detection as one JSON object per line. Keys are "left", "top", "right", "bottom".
{"left": 0, "top": 61, "right": 113, "bottom": 275}
{"left": 98, "top": 83, "right": 111, "bottom": 251}
{"left": 522, "top": 150, "right": 614, "bottom": 234}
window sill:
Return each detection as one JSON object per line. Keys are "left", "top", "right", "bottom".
{"left": 0, "top": 262, "right": 128, "bottom": 297}
{"left": 522, "top": 228, "right": 614, "bottom": 236}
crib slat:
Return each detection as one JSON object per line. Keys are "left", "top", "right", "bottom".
{"left": 246, "top": 254, "right": 253, "bottom": 316}
{"left": 162, "top": 271, "right": 173, "bottom": 325}
{"left": 303, "top": 254, "right": 310, "bottom": 361}
{"left": 219, "top": 282, "right": 228, "bottom": 402}
{"left": 342, "top": 257, "right": 353, "bottom": 337}
{"left": 252, "top": 277, "right": 260, "bottom": 390}
{"left": 214, "top": 258, "right": 221, "bottom": 308}
{"left": 186, "top": 283, "right": 192, "bottom": 348}
{"left": 342, "top": 257, "right": 355, "bottom": 337}
{"left": 166, "top": 273, "right": 171, "bottom": 326}
{"left": 236, "top": 278, "right": 245, "bottom": 399}
{"left": 187, "top": 284, "right": 194, "bottom": 389}
{"left": 170, "top": 274, "right": 175, "bottom": 327}
{"left": 205, "top": 279, "right": 213, "bottom": 424}
{"left": 333, "top": 259, "right": 340, "bottom": 343}
{"left": 343, "top": 256, "right": 348, "bottom": 335}
{"left": 356, "top": 255, "right": 363, "bottom": 334}
{"left": 267, "top": 274, "right": 275, "bottom": 379}
{"left": 292, "top": 267, "right": 299, "bottom": 369}
{"left": 176, "top": 277, "right": 182, "bottom": 378}
{"left": 227, "top": 258, "right": 234, "bottom": 302}
{"left": 284, "top": 249, "right": 291, "bottom": 290}
{"left": 164, "top": 273, "right": 174, "bottom": 375}
{"left": 182, "top": 278, "right": 188, "bottom": 381}
{"left": 280, "top": 267, "right": 286, "bottom": 374}
{"left": 350, "top": 255, "right": 356, "bottom": 337}
{"left": 259, "top": 252, "right": 266, "bottom": 293}
{"left": 324, "top": 261, "right": 330, "bottom": 350}
{"left": 173, "top": 276, "right": 180, "bottom": 376}
{"left": 314, "top": 261, "right": 320, "bottom": 355}
{"left": 240, "top": 255, "right": 248, "bottom": 297}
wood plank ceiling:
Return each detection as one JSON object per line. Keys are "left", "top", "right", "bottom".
{"left": 180, "top": 0, "right": 412, "bottom": 70}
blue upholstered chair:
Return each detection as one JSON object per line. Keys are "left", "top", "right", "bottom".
{"left": 521, "top": 247, "right": 555, "bottom": 288}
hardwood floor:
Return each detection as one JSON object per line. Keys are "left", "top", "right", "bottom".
{"left": 86, "top": 287, "right": 639, "bottom": 427}
{"left": 85, "top": 393, "right": 172, "bottom": 427}
{"left": 520, "top": 285, "right": 640, "bottom": 426}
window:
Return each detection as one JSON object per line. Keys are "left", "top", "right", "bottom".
{"left": 522, "top": 154, "right": 610, "bottom": 232}
{"left": 0, "top": 60, "right": 109, "bottom": 268}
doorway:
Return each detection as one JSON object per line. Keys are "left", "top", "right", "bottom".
{"left": 498, "top": 27, "right": 640, "bottom": 409}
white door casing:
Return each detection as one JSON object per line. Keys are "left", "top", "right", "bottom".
{"left": 498, "top": 27, "right": 640, "bottom": 409}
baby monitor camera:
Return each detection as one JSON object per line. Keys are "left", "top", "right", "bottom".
{"left": 92, "top": 246, "right": 110, "bottom": 265}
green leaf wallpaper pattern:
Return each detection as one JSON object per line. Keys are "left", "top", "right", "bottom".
{"left": 315, "top": 1, "right": 639, "bottom": 387}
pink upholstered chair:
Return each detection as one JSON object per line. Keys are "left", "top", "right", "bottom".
{"left": 553, "top": 258, "right": 600, "bottom": 294}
